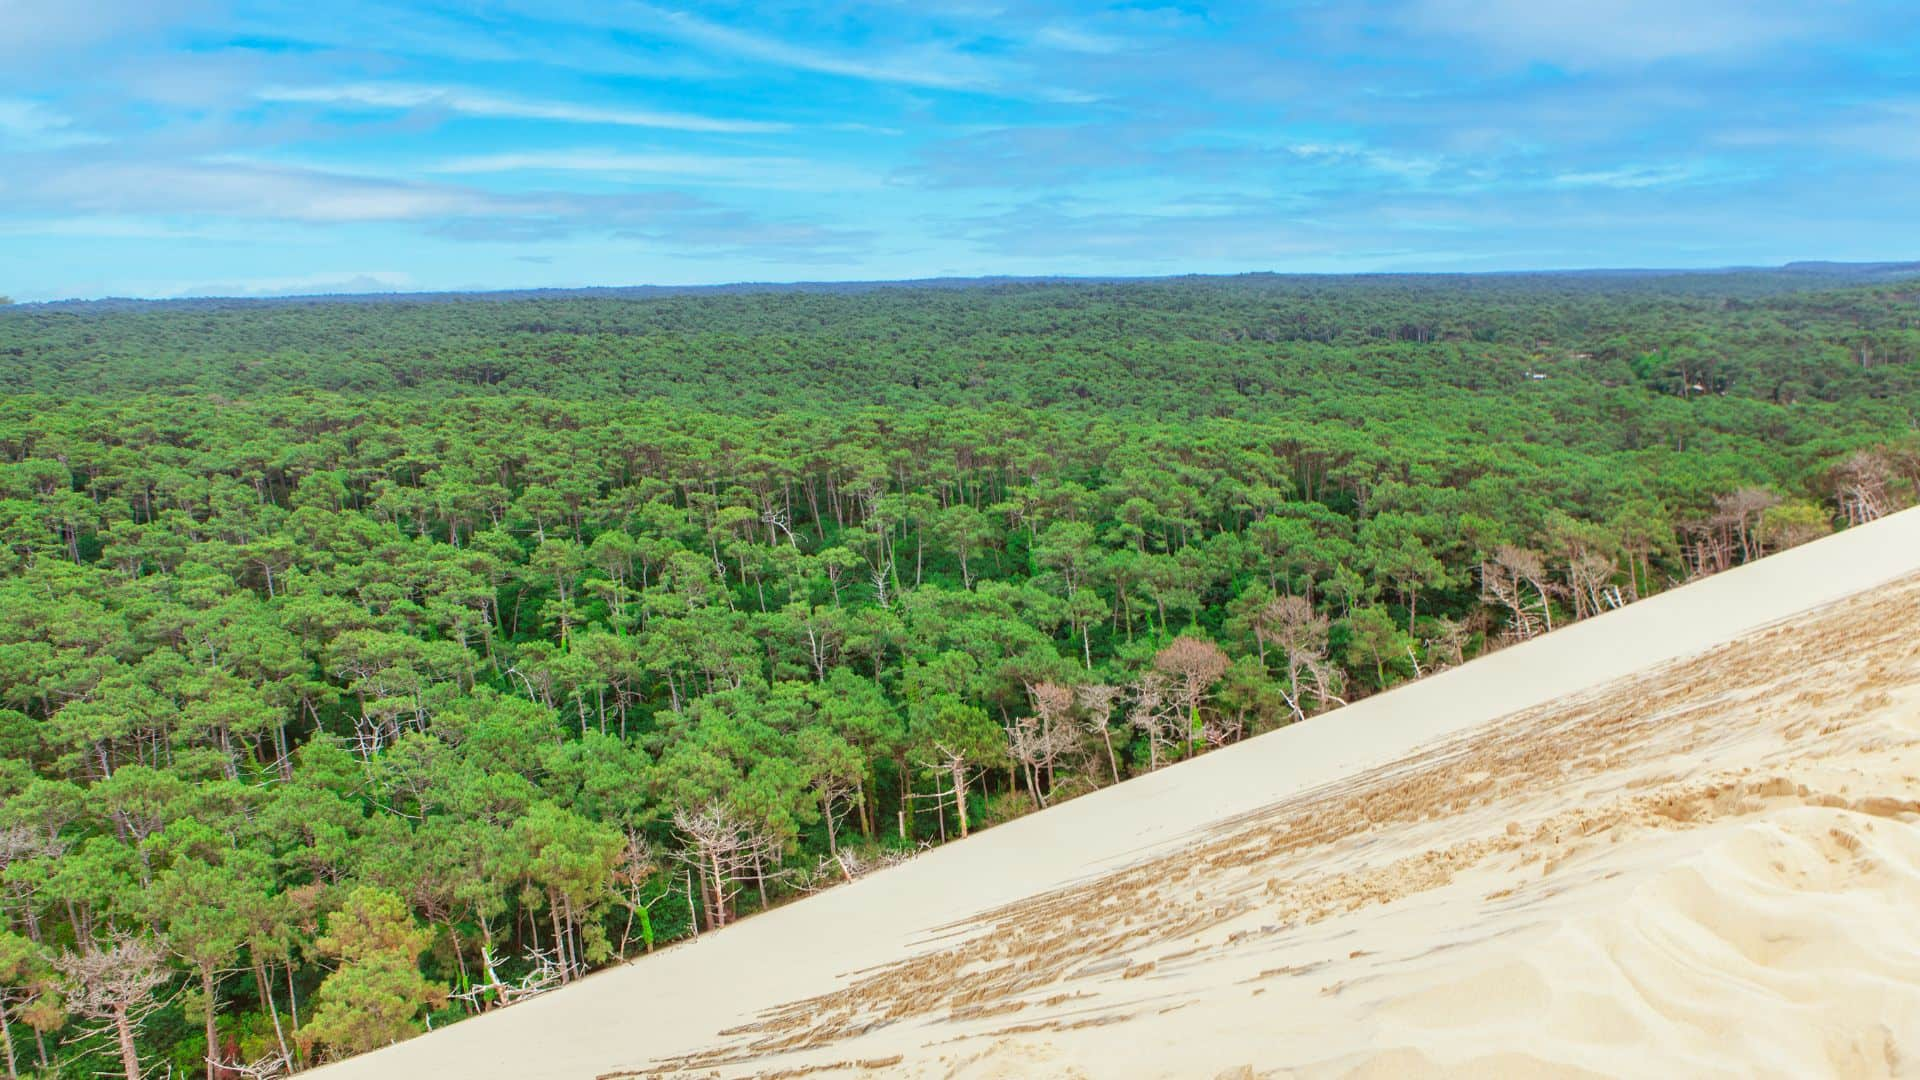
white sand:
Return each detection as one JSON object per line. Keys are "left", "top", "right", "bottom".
{"left": 318, "top": 507, "right": 1920, "bottom": 1080}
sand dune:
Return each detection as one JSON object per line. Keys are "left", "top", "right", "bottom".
{"left": 319, "top": 508, "right": 1920, "bottom": 1080}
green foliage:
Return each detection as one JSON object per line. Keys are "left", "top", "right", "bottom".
{"left": 303, "top": 888, "right": 444, "bottom": 1060}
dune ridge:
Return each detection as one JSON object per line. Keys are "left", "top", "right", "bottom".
{"left": 320, "top": 508, "right": 1920, "bottom": 1080}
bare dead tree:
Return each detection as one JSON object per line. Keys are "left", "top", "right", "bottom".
{"left": 1481, "top": 545, "right": 1556, "bottom": 639}
{"left": 810, "top": 770, "right": 859, "bottom": 861}
{"left": 1252, "top": 595, "right": 1306, "bottom": 666}
{"left": 670, "top": 803, "right": 782, "bottom": 931}
{"left": 451, "top": 943, "right": 565, "bottom": 1012}
{"left": 610, "top": 833, "right": 667, "bottom": 956}
{"left": 796, "top": 608, "right": 843, "bottom": 682}
{"left": 1256, "top": 595, "right": 1344, "bottom": 722}
{"left": 1275, "top": 600, "right": 1331, "bottom": 709}
{"left": 1833, "top": 450, "right": 1893, "bottom": 526}
{"left": 1679, "top": 519, "right": 1729, "bottom": 579}
{"left": 1074, "top": 683, "right": 1123, "bottom": 785}
{"left": 1566, "top": 550, "right": 1619, "bottom": 620}
{"left": 1713, "top": 487, "right": 1780, "bottom": 564}
{"left": 908, "top": 738, "right": 983, "bottom": 841}
{"left": 798, "top": 840, "right": 933, "bottom": 894}
{"left": 54, "top": 934, "right": 168, "bottom": 1080}
{"left": 1006, "top": 682, "right": 1082, "bottom": 808}
{"left": 1125, "top": 672, "right": 1184, "bottom": 771}
{"left": 223, "top": 1052, "right": 291, "bottom": 1080}
{"left": 759, "top": 504, "right": 798, "bottom": 548}
{"left": 1153, "top": 637, "right": 1229, "bottom": 736}
{"left": 671, "top": 803, "right": 743, "bottom": 932}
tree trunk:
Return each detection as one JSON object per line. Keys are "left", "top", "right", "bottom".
{"left": 950, "top": 760, "right": 969, "bottom": 839}
{"left": 897, "top": 758, "right": 913, "bottom": 841}
{"left": 203, "top": 967, "right": 219, "bottom": 1080}
{"left": 685, "top": 872, "right": 700, "bottom": 938}
{"left": 710, "top": 854, "right": 729, "bottom": 929}
{"left": 0, "top": 997, "right": 17, "bottom": 1080}
{"left": 286, "top": 962, "right": 302, "bottom": 1056}
{"left": 255, "top": 958, "right": 290, "bottom": 1068}
{"left": 549, "top": 898, "right": 570, "bottom": 982}
{"left": 113, "top": 1004, "right": 142, "bottom": 1080}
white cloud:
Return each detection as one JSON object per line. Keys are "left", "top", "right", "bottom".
{"left": 0, "top": 155, "right": 870, "bottom": 254}
{"left": 1287, "top": 141, "right": 1444, "bottom": 181}
{"left": 1553, "top": 164, "right": 1705, "bottom": 188}
{"left": 434, "top": 149, "right": 783, "bottom": 174}
{"left": 258, "top": 83, "right": 790, "bottom": 134}
{"left": 1404, "top": 0, "right": 1817, "bottom": 68}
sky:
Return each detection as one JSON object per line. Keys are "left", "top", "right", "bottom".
{"left": 2, "top": 1, "right": 1919, "bottom": 301}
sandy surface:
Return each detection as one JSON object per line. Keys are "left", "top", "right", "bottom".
{"left": 319, "top": 507, "right": 1920, "bottom": 1080}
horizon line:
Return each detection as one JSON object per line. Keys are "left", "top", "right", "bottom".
{"left": 8, "top": 257, "right": 1920, "bottom": 309}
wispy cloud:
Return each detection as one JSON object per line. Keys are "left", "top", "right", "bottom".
{"left": 428, "top": 149, "right": 880, "bottom": 190}
{"left": 902, "top": 127, "right": 1451, "bottom": 191}
{"left": 2, "top": 158, "right": 480, "bottom": 223}
{"left": 431, "top": 150, "right": 786, "bottom": 175}
{"left": 0, "top": 0, "right": 210, "bottom": 66}
{"left": 258, "top": 83, "right": 789, "bottom": 134}
{"left": 1553, "top": 164, "right": 1709, "bottom": 189}
{"left": 1032, "top": 24, "right": 1129, "bottom": 55}
{"left": 1, "top": 154, "right": 853, "bottom": 247}
{"left": 622, "top": 4, "right": 1008, "bottom": 92}
{"left": 1286, "top": 142, "right": 1445, "bottom": 183}
{"left": 0, "top": 98, "right": 103, "bottom": 148}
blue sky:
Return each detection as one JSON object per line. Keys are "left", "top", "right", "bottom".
{"left": 3, "top": 1, "right": 1919, "bottom": 300}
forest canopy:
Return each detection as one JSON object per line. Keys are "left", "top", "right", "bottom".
{"left": 0, "top": 268, "right": 1917, "bottom": 1077}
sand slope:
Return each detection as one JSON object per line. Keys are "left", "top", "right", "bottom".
{"left": 319, "top": 508, "right": 1920, "bottom": 1080}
